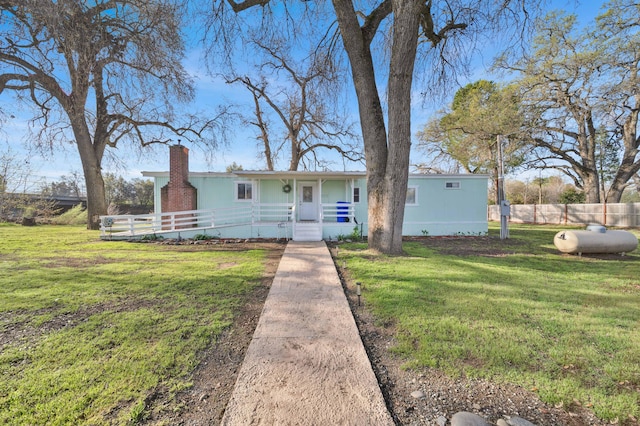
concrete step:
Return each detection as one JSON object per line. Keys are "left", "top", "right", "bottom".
{"left": 293, "top": 222, "right": 322, "bottom": 241}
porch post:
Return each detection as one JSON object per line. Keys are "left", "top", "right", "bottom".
{"left": 351, "top": 178, "right": 355, "bottom": 222}
{"left": 318, "top": 178, "right": 323, "bottom": 222}
{"left": 293, "top": 178, "right": 297, "bottom": 223}
{"left": 252, "top": 178, "right": 257, "bottom": 225}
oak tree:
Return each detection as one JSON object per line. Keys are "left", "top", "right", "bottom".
{"left": 498, "top": 1, "right": 640, "bottom": 203}
{"left": 0, "top": 0, "right": 223, "bottom": 229}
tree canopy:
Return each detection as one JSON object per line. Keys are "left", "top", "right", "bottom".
{"left": 417, "top": 80, "right": 529, "bottom": 203}
{"left": 497, "top": 0, "right": 640, "bottom": 203}
{"left": 225, "top": 39, "right": 362, "bottom": 171}
{"left": 0, "top": 0, "right": 225, "bottom": 228}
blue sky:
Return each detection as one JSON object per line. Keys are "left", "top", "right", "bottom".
{"left": 0, "top": 0, "right": 605, "bottom": 192}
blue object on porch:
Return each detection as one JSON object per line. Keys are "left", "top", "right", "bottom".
{"left": 337, "top": 201, "right": 350, "bottom": 222}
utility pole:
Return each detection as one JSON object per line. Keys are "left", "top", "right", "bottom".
{"left": 497, "top": 135, "right": 509, "bottom": 239}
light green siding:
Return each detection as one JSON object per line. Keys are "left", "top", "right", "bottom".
{"left": 257, "top": 179, "right": 293, "bottom": 204}
{"left": 153, "top": 176, "right": 168, "bottom": 210}
{"left": 402, "top": 176, "right": 488, "bottom": 236}
{"left": 147, "top": 172, "right": 487, "bottom": 238}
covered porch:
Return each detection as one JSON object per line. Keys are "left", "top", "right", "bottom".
{"left": 101, "top": 172, "right": 364, "bottom": 241}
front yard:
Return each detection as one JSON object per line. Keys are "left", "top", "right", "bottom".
{"left": 0, "top": 224, "right": 283, "bottom": 424}
{"left": 1, "top": 222, "right": 639, "bottom": 425}
{"left": 337, "top": 224, "right": 640, "bottom": 424}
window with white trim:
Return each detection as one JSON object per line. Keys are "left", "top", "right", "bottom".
{"left": 353, "top": 187, "right": 361, "bottom": 203}
{"left": 235, "top": 182, "right": 253, "bottom": 201}
{"left": 406, "top": 186, "right": 418, "bottom": 205}
{"left": 445, "top": 181, "right": 461, "bottom": 189}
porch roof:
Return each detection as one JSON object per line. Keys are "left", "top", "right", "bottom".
{"left": 233, "top": 170, "right": 366, "bottom": 179}
{"left": 141, "top": 170, "right": 367, "bottom": 179}
{"left": 142, "top": 170, "right": 489, "bottom": 180}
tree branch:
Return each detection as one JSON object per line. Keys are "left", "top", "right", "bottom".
{"left": 225, "top": 0, "right": 270, "bottom": 13}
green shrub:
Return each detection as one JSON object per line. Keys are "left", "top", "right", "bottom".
{"left": 141, "top": 233, "right": 163, "bottom": 241}
{"left": 50, "top": 204, "right": 87, "bottom": 225}
{"left": 193, "top": 233, "right": 215, "bottom": 241}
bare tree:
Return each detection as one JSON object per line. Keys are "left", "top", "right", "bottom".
{"left": 0, "top": 0, "right": 226, "bottom": 229}
{"left": 208, "top": 0, "right": 538, "bottom": 254}
{"left": 226, "top": 41, "right": 362, "bottom": 171}
{"left": 594, "top": 0, "right": 640, "bottom": 202}
{"left": 41, "top": 172, "right": 84, "bottom": 198}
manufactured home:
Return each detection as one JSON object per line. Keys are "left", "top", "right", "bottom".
{"left": 100, "top": 145, "right": 488, "bottom": 241}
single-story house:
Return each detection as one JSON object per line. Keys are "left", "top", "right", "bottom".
{"left": 100, "top": 145, "right": 488, "bottom": 241}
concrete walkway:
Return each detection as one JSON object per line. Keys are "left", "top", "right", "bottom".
{"left": 221, "top": 241, "right": 394, "bottom": 426}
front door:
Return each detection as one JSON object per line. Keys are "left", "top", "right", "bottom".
{"left": 298, "top": 182, "right": 318, "bottom": 221}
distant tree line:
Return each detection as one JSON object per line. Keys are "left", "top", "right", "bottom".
{"left": 1, "top": 147, "right": 153, "bottom": 221}
{"left": 40, "top": 173, "right": 154, "bottom": 213}
{"left": 503, "top": 176, "right": 640, "bottom": 206}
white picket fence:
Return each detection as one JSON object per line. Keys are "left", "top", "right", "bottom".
{"left": 488, "top": 203, "right": 640, "bottom": 227}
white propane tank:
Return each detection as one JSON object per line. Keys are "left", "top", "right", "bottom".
{"left": 554, "top": 229, "right": 638, "bottom": 255}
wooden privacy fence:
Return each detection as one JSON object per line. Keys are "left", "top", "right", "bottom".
{"left": 488, "top": 203, "right": 640, "bottom": 227}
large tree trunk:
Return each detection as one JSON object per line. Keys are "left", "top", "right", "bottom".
{"left": 332, "top": 0, "right": 387, "bottom": 249}
{"left": 581, "top": 170, "right": 600, "bottom": 204}
{"left": 83, "top": 160, "right": 108, "bottom": 230}
{"left": 333, "top": 0, "right": 420, "bottom": 254}
{"left": 289, "top": 138, "right": 300, "bottom": 171}
{"left": 372, "top": 0, "right": 421, "bottom": 254}
{"left": 72, "top": 115, "right": 108, "bottom": 230}
{"left": 607, "top": 109, "right": 640, "bottom": 202}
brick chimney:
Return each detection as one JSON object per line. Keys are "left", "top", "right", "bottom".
{"left": 161, "top": 144, "right": 197, "bottom": 228}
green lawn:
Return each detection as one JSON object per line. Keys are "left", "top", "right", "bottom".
{"left": 338, "top": 224, "right": 640, "bottom": 423}
{"left": 0, "top": 224, "right": 269, "bottom": 425}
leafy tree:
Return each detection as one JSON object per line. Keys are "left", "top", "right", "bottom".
{"left": 41, "top": 172, "right": 84, "bottom": 198}
{"left": 0, "top": 0, "right": 225, "bottom": 229}
{"left": 497, "top": 12, "right": 602, "bottom": 203}
{"left": 559, "top": 187, "right": 586, "bottom": 204}
{"left": 593, "top": 0, "right": 640, "bottom": 202}
{"left": 417, "top": 80, "right": 528, "bottom": 203}
{"left": 620, "top": 186, "right": 640, "bottom": 203}
{"left": 207, "top": 0, "right": 539, "bottom": 254}
{"left": 225, "top": 162, "right": 244, "bottom": 173}
{"left": 531, "top": 177, "right": 549, "bottom": 205}
{"left": 47, "top": 172, "right": 153, "bottom": 207}
{"left": 131, "top": 178, "right": 153, "bottom": 207}
{"left": 595, "top": 130, "right": 621, "bottom": 199}
{"left": 502, "top": 179, "right": 520, "bottom": 204}
{"left": 41, "top": 181, "right": 78, "bottom": 198}
{"left": 103, "top": 173, "right": 134, "bottom": 206}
